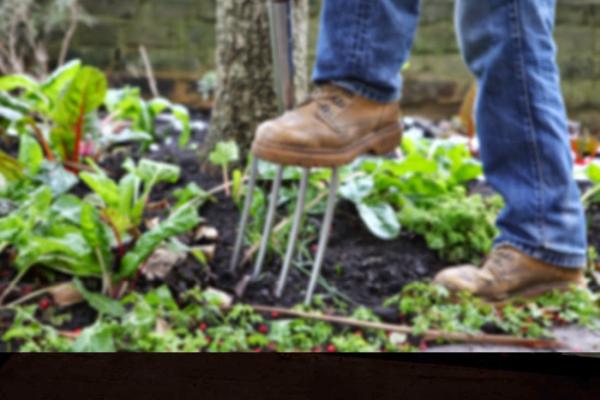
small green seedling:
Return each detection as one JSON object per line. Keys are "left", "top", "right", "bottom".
{"left": 209, "top": 140, "right": 240, "bottom": 197}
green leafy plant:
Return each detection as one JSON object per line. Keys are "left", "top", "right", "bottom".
{"left": 0, "top": 60, "right": 107, "bottom": 171}
{"left": 0, "top": 61, "right": 192, "bottom": 175}
{"left": 80, "top": 158, "right": 181, "bottom": 237}
{"left": 209, "top": 140, "right": 239, "bottom": 196}
{"left": 398, "top": 189, "right": 503, "bottom": 264}
{"left": 384, "top": 281, "right": 600, "bottom": 338}
{"left": 104, "top": 86, "right": 191, "bottom": 147}
{"left": 582, "top": 162, "right": 600, "bottom": 207}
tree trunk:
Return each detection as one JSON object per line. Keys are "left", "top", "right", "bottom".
{"left": 203, "top": 0, "right": 309, "bottom": 160}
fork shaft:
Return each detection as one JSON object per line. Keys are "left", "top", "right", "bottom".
{"left": 252, "top": 165, "right": 284, "bottom": 279}
{"left": 229, "top": 157, "right": 259, "bottom": 271}
{"left": 304, "top": 168, "right": 339, "bottom": 305}
{"left": 275, "top": 167, "right": 310, "bottom": 297}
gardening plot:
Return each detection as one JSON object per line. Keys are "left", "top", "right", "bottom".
{"left": 1, "top": 63, "right": 600, "bottom": 352}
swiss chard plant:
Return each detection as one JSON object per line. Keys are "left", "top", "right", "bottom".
{"left": 103, "top": 86, "right": 191, "bottom": 148}
{"left": 0, "top": 61, "right": 192, "bottom": 174}
{"left": 0, "top": 60, "right": 107, "bottom": 170}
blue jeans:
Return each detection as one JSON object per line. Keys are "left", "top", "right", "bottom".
{"left": 313, "top": 0, "right": 587, "bottom": 268}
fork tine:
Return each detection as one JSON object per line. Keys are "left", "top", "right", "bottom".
{"left": 275, "top": 167, "right": 310, "bottom": 297}
{"left": 229, "top": 157, "right": 259, "bottom": 272}
{"left": 252, "top": 165, "right": 284, "bottom": 279}
{"left": 304, "top": 167, "right": 339, "bottom": 306}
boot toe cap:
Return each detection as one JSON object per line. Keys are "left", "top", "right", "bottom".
{"left": 433, "top": 265, "right": 483, "bottom": 293}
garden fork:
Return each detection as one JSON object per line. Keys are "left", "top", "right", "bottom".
{"left": 229, "top": 0, "right": 339, "bottom": 306}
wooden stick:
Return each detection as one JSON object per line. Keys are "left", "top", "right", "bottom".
{"left": 139, "top": 45, "right": 160, "bottom": 98}
{"left": 246, "top": 304, "right": 566, "bottom": 350}
{"left": 58, "top": 2, "right": 79, "bottom": 67}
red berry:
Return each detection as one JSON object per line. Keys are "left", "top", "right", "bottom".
{"left": 38, "top": 297, "right": 50, "bottom": 310}
{"left": 199, "top": 323, "right": 208, "bottom": 331}
{"left": 258, "top": 324, "right": 269, "bottom": 334}
{"left": 267, "top": 342, "right": 277, "bottom": 351}
{"left": 72, "top": 328, "right": 82, "bottom": 336}
{"left": 253, "top": 348, "right": 263, "bottom": 353}
{"left": 270, "top": 311, "right": 280, "bottom": 318}
{"left": 419, "top": 341, "right": 428, "bottom": 351}
{"left": 326, "top": 344, "right": 337, "bottom": 353}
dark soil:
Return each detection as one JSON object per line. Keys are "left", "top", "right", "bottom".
{"left": 131, "top": 121, "right": 447, "bottom": 308}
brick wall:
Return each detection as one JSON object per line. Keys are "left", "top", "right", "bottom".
{"left": 68, "top": 0, "right": 600, "bottom": 130}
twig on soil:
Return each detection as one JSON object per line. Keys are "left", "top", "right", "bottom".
{"left": 207, "top": 175, "right": 249, "bottom": 196}
{"left": 139, "top": 45, "right": 159, "bottom": 98}
{"left": 0, "top": 282, "right": 70, "bottom": 310}
{"left": 245, "top": 304, "right": 566, "bottom": 350}
{"left": 0, "top": 267, "right": 30, "bottom": 306}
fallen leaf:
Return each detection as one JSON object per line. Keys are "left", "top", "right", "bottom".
{"left": 155, "top": 318, "right": 171, "bottom": 334}
{"left": 140, "top": 247, "right": 185, "bottom": 281}
{"left": 196, "top": 244, "right": 216, "bottom": 262}
{"left": 204, "top": 287, "right": 233, "bottom": 308}
{"left": 195, "top": 225, "right": 219, "bottom": 242}
{"left": 48, "top": 282, "right": 84, "bottom": 307}
{"left": 145, "top": 217, "right": 160, "bottom": 230}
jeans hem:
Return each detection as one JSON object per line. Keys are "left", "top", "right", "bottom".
{"left": 494, "top": 240, "right": 586, "bottom": 270}
{"left": 327, "top": 79, "right": 401, "bottom": 104}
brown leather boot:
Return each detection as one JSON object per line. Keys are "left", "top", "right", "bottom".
{"left": 252, "top": 85, "right": 402, "bottom": 167}
{"left": 433, "top": 245, "right": 586, "bottom": 302}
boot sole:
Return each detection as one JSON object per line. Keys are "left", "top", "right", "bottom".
{"left": 251, "top": 123, "right": 402, "bottom": 168}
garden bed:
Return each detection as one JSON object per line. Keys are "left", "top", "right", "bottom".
{"left": 1, "top": 64, "right": 599, "bottom": 352}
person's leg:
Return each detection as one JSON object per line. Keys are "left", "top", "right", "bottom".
{"left": 253, "top": 1, "right": 417, "bottom": 167}
{"left": 454, "top": 0, "right": 587, "bottom": 268}
{"left": 312, "top": 0, "right": 420, "bottom": 103}
{"left": 434, "top": 0, "right": 587, "bottom": 301}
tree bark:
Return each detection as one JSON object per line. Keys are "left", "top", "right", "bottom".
{"left": 204, "top": 0, "right": 309, "bottom": 160}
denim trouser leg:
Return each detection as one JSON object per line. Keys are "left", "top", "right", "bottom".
{"left": 313, "top": 0, "right": 587, "bottom": 268}
{"left": 312, "top": 0, "right": 420, "bottom": 103}
{"left": 456, "top": 0, "right": 587, "bottom": 268}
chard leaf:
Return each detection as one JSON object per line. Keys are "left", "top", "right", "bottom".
{"left": 81, "top": 203, "right": 113, "bottom": 271}
{"left": 356, "top": 202, "right": 401, "bottom": 240}
{"left": 339, "top": 175, "right": 374, "bottom": 203}
{"left": 72, "top": 322, "right": 117, "bottom": 352}
{"left": 209, "top": 141, "right": 239, "bottom": 167}
{"left": 0, "top": 74, "right": 39, "bottom": 92}
{"left": 18, "top": 135, "right": 43, "bottom": 175}
{"left": 128, "top": 158, "right": 181, "bottom": 186}
{"left": 80, "top": 171, "right": 120, "bottom": 208}
{"left": 50, "top": 195, "right": 82, "bottom": 224}
{"left": 119, "top": 204, "right": 200, "bottom": 279}
{"left": 52, "top": 66, "right": 107, "bottom": 127}
{"left": 172, "top": 182, "right": 210, "bottom": 209}
{"left": 41, "top": 60, "right": 82, "bottom": 104}
{"left": 172, "top": 104, "right": 191, "bottom": 147}
{"left": 73, "top": 278, "right": 125, "bottom": 317}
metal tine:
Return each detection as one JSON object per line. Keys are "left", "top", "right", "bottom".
{"left": 229, "top": 157, "right": 259, "bottom": 272}
{"left": 252, "top": 165, "right": 284, "bottom": 279}
{"left": 275, "top": 167, "right": 310, "bottom": 297}
{"left": 304, "top": 168, "right": 340, "bottom": 306}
